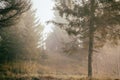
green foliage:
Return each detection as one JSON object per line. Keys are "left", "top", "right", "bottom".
{"left": 0, "top": 27, "right": 24, "bottom": 63}
{"left": 0, "top": 9, "right": 43, "bottom": 63}
{"left": 0, "top": 0, "right": 31, "bottom": 28}
{"left": 52, "top": 0, "right": 120, "bottom": 78}
{"left": 52, "top": 0, "right": 120, "bottom": 48}
{"left": 0, "top": 5, "right": 45, "bottom": 77}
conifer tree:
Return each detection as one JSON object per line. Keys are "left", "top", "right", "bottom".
{"left": 52, "top": 0, "right": 120, "bottom": 78}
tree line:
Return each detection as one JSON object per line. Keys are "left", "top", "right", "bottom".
{"left": 0, "top": 0, "right": 44, "bottom": 76}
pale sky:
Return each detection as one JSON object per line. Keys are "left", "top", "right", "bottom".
{"left": 32, "top": 0, "right": 55, "bottom": 49}
{"left": 32, "top": 0, "right": 54, "bottom": 25}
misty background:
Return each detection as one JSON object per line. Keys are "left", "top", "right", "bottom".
{"left": 0, "top": 0, "right": 119, "bottom": 79}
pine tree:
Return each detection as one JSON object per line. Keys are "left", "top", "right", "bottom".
{"left": 0, "top": 0, "right": 32, "bottom": 63}
{"left": 21, "top": 9, "right": 43, "bottom": 61}
{"left": 0, "top": 7, "right": 44, "bottom": 75}
{"left": 51, "top": 0, "right": 120, "bottom": 78}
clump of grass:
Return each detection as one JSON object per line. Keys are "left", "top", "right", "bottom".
{"left": 0, "top": 60, "right": 40, "bottom": 78}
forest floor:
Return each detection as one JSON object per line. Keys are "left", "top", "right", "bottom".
{"left": 0, "top": 61, "right": 119, "bottom": 80}
{"left": 0, "top": 76, "right": 89, "bottom": 80}
{"left": 0, "top": 60, "right": 119, "bottom": 80}
{"left": 0, "top": 74, "right": 119, "bottom": 80}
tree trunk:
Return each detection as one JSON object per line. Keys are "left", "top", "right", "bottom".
{"left": 88, "top": 0, "right": 95, "bottom": 79}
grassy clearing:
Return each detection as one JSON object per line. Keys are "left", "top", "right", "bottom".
{"left": 0, "top": 75, "right": 119, "bottom": 80}
{"left": 0, "top": 61, "right": 119, "bottom": 80}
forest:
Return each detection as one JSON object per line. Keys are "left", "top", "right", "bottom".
{"left": 0, "top": 0, "right": 120, "bottom": 80}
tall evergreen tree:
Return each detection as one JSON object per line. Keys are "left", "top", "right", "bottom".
{"left": 0, "top": 0, "right": 31, "bottom": 63}
{"left": 51, "top": 0, "right": 120, "bottom": 78}
{"left": 0, "top": 6, "right": 44, "bottom": 76}
{"left": 0, "top": 7, "right": 43, "bottom": 63}
{"left": 21, "top": 9, "right": 43, "bottom": 61}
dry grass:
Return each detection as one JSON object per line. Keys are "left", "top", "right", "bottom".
{"left": 0, "top": 60, "right": 40, "bottom": 78}
{"left": 0, "top": 61, "right": 119, "bottom": 80}
{"left": 0, "top": 75, "right": 119, "bottom": 80}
